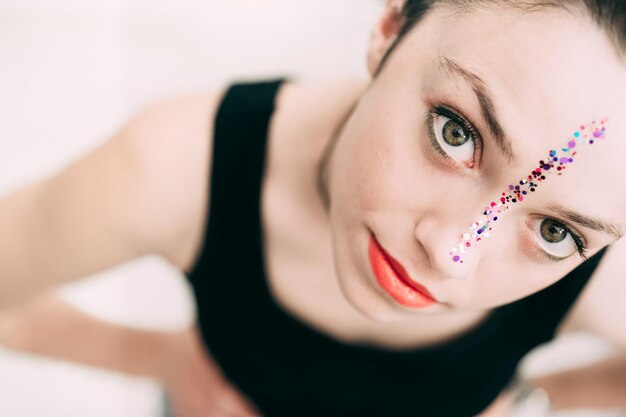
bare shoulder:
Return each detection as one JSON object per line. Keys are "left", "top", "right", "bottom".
{"left": 275, "top": 77, "right": 367, "bottom": 123}
{"left": 0, "top": 91, "right": 225, "bottom": 303}
{"left": 269, "top": 78, "right": 367, "bottom": 173}
{"left": 120, "top": 91, "right": 225, "bottom": 272}
{"left": 558, "top": 238, "right": 626, "bottom": 348}
{"left": 275, "top": 78, "right": 367, "bottom": 136}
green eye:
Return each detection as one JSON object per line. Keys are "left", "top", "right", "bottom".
{"left": 532, "top": 217, "right": 587, "bottom": 261}
{"left": 442, "top": 119, "right": 470, "bottom": 147}
{"left": 540, "top": 219, "right": 568, "bottom": 243}
{"left": 427, "top": 106, "right": 481, "bottom": 168}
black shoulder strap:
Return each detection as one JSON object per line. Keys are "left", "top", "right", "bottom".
{"left": 187, "top": 79, "right": 284, "bottom": 281}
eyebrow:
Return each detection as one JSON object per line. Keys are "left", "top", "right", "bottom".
{"left": 435, "top": 56, "right": 515, "bottom": 163}
{"left": 547, "top": 203, "right": 624, "bottom": 240}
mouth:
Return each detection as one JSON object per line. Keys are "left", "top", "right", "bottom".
{"left": 368, "top": 233, "right": 438, "bottom": 309}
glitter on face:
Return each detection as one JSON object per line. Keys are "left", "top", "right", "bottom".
{"left": 450, "top": 118, "right": 608, "bottom": 263}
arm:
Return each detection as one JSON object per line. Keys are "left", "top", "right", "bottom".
{"left": 0, "top": 291, "right": 183, "bottom": 379}
{"left": 527, "top": 237, "right": 626, "bottom": 411}
{"left": 0, "top": 292, "right": 263, "bottom": 417}
{"left": 0, "top": 93, "right": 220, "bottom": 306}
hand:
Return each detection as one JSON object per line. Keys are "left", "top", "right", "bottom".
{"left": 162, "top": 326, "right": 262, "bottom": 417}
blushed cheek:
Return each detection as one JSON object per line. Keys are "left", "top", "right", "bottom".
{"left": 464, "top": 232, "right": 573, "bottom": 308}
{"left": 331, "top": 120, "right": 413, "bottom": 214}
{"left": 343, "top": 165, "right": 392, "bottom": 213}
{"left": 468, "top": 270, "right": 539, "bottom": 309}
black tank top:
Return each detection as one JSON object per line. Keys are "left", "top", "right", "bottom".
{"left": 187, "top": 79, "right": 607, "bottom": 417}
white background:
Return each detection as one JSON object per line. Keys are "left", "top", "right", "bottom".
{"left": 0, "top": 1, "right": 621, "bottom": 416}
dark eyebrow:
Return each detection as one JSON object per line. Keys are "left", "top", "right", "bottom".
{"left": 547, "top": 203, "right": 624, "bottom": 240}
{"left": 435, "top": 56, "right": 515, "bottom": 163}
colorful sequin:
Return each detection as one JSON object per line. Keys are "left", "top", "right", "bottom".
{"left": 450, "top": 118, "right": 608, "bottom": 263}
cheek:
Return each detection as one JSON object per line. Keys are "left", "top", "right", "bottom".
{"left": 469, "top": 248, "right": 564, "bottom": 308}
{"left": 329, "top": 102, "right": 433, "bottom": 215}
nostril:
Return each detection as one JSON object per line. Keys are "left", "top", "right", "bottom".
{"left": 413, "top": 212, "right": 481, "bottom": 281}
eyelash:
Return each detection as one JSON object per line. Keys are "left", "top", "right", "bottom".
{"left": 537, "top": 218, "right": 589, "bottom": 262}
{"left": 424, "top": 104, "right": 590, "bottom": 264}
{"left": 425, "top": 105, "right": 483, "bottom": 168}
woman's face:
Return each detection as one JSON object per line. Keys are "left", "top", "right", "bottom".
{"left": 325, "top": 4, "right": 626, "bottom": 321}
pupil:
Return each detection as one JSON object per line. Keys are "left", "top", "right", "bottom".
{"left": 540, "top": 219, "right": 567, "bottom": 243}
{"left": 443, "top": 120, "right": 469, "bottom": 146}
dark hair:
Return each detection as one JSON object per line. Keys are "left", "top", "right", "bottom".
{"left": 377, "top": 0, "right": 626, "bottom": 75}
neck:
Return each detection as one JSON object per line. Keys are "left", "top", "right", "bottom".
{"left": 314, "top": 99, "right": 360, "bottom": 214}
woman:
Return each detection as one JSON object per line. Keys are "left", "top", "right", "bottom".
{"left": 0, "top": 0, "right": 625, "bottom": 416}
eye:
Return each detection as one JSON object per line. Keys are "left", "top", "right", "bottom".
{"left": 531, "top": 217, "right": 588, "bottom": 261}
{"left": 426, "top": 106, "right": 482, "bottom": 168}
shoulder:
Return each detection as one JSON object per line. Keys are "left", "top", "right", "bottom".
{"left": 116, "top": 92, "right": 225, "bottom": 271}
{"left": 274, "top": 78, "right": 367, "bottom": 127}
{"left": 558, "top": 238, "right": 626, "bottom": 348}
{"left": 269, "top": 78, "right": 367, "bottom": 175}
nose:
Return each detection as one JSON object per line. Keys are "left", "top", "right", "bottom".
{"left": 413, "top": 213, "right": 482, "bottom": 280}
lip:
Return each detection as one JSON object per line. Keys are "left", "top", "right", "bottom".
{"left": 368, "top": 234, "right": 437, "bottom": 308}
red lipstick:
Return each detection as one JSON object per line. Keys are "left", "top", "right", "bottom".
{"left": 368, "top": 234, "right": 437, "bottom": 308}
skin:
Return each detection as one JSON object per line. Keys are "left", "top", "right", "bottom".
{"left": 1, "top": 3, "right": 626, "bottom": 417}
{"left": 184, "top": 4, "right": 626, "bottom": 412}
{"left": 313, "top": 3, "right": 626, "bottom": 325}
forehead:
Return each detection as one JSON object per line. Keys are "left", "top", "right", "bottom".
{"left": 397, "top": 5, "right": 626, "bottom": 229}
